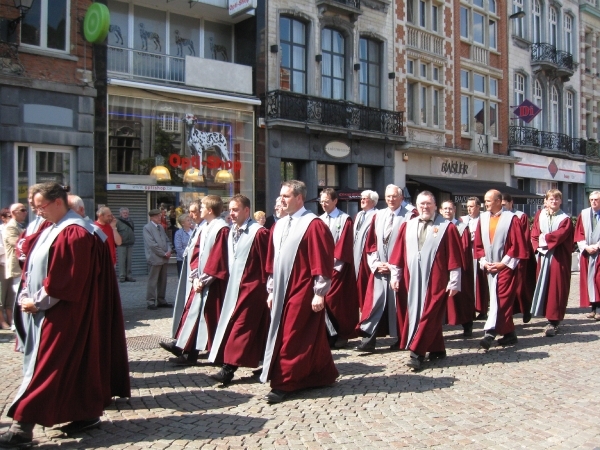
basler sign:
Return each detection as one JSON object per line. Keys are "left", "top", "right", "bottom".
{"left": 431, "top": 157, "right": 477, "bottom": 179}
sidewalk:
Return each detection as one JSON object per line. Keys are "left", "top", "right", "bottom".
{"left": 0, "top": 273, "right": 598, "bottom": 449}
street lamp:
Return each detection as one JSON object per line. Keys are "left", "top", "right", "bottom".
{"left": 509, "top": 9, "right": 525, "bottom": 20}
{"left": 7, "top": 0, "right": 36, "bottom": 38}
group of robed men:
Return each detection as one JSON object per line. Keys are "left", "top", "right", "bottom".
{"left": 155, "top": 179, "right": 582, "bottom": 403}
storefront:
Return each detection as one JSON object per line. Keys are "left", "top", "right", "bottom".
{"left": 106, "top": 86, "right": 257, "bottom": 273}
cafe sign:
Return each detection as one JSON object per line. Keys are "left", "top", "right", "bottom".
{"left": 431, "top": 157, "right": 477, "bottom": 179}
{"left": 324, "top": 141, "right": 351, "bottom": 158}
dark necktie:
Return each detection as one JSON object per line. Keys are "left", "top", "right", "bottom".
{"left": 233, "top": 225, "right": 242, "bottom": 249}
{"left": 384, "top": 211, "right": 394, "bottom": 244}
{"left": 418, "top": 219, "right": 432, "bottom": 250}
{"left": 354, "top": 211, "right": 366, "bottom": 243}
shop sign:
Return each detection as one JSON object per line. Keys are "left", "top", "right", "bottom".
{"left": 431, "top": 157, "right": 477, "bottom": 179}
{"left": 228, "top": 0, "right": 256, "bottom": 16}
{"left": 168, "top": 154, "right": 242, "bottom": 172}
{"left": 527, "top": 198, "right": 545, "bottom": 205}
{"left": 512, "top": 100, "right": 541, "bottom": 124}
{"left": 512, "top": 151, "right": 585, "bottom": 183}
{"left": 324, "top": 141, "right": 351, "bottom": 159}
{"left": 107, "top": 184, "right": 183, "bottom": 192}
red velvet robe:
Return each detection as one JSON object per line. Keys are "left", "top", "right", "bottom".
{"left": 324, "top": 217, "right": 359, "bottom": 339}
{"left": 531, "top": 210, "right": 573, "bottom": 321}
{"left": 212, "top": 227, "right": 270, "bottom": 368}
{"left": 574, "top": 214, "right": 600, "bottom": 307}
{"left": 446, "top": 225, "right": 475, "bottom": 325}
{"left": 512, "top": 212, "right": 535, "bottom": 316}
{"left": 265, "top": 219, "right": 338, "bottom": 392}
{"left": 9, "top": 225, "right": 130, "bottom": 426}
{"left": 390, "top": 221, "right": 463, "bottom": 355}
{"left": 473, "top": 215, "right": 528, "bottom": 335}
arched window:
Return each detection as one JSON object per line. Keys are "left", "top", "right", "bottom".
{"left": 514, "top": 73, "right": 525, "bottom": 126}
{"left": 550, "top": 86, "right": 559, "bottom": 133}
{"left": 322, "top": 28, "right": 345, "bottom": 100}
{"left": 533, "top": 79, "right": 543, "bottom": 130}
{"left": 280, "top": 17, "right": 307, "bottom": 94}
{"left": 532, "top": 0, "right": 541, "bottom": 43}
{"left": 549, "top": 7, "right": 557, "bottom": 47}
{"left": 564, "top": 15, "right": 572, "bottom": 54}
{"left": 513, "top": 0, "right": 524, "bottom": 38}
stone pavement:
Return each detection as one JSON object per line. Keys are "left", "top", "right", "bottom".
{"left": 0, "top": 267, "right": 599, "bottom": 449}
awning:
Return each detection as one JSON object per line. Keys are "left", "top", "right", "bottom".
{"left": 407, "top": 176, "right": 542, "bottom": 200}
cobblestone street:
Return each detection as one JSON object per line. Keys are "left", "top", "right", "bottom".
{"left": 0, "top": 268, "right": 598, "bottom": 449}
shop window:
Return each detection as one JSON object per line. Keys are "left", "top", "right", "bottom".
{"left": 317, "top": 164, "right": 339, "bottom": 188}
{"left": 280, "top": 17, "right": 307, "bottom": 94}
{"left": 204, "top": 21, "right": 232, "bottom": 62}
{"left": 358, "top": 166, "right": 374, "bottom": 189}
{"left": 359, "top": 38, "right": 381, "bottom": 108}
{"left": 21, "top": 0, "right": 69, "bottom": 51}
{"left": 159, "top": 112, "right": 180, "bottom": 133}
{"left": 281, "top": 160, "right": 298, "bottom": 181}
{"left": 322, "top": 28, "right": 345, "bottom": 100}
{"left": 536, "top": 180, "right": 557, "bottom": 195}
{"left": 109, "top": 120, "right": 142, "bottom": 174}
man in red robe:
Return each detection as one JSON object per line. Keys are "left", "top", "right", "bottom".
{"left": 439, "top": 200, "right": 475, "bottom": 337}
{"left": 460, "top": 197, "right": 489, "bottom": 319}
{"left": 390, "top": 192, "right": 462, "bottom": 370}
{"left": 261, "top": 180, "right": 338, "bottom": 403}
{"left": 574, "top": 191, "right": 600, "bottom": 319}
{"left": 208, "top": 195, "right": 270, "bottom": 385}
{"left": 474, "top": 190, "right": 528, "bottom": 350}
{"left": 319, "top": 188, "right": 359, "bottom": 349}
{"left": 502, "top": 194, "right": 535, "bottom": 323}
{"left": 530, "top": 189, "right": 573, "bottom": 336}
{"left": 353, "top": 190, "right": 378, "bottom": 311}
{"left": 161, "top": 196, "right": 229, "bottom": 365}
{"left": 0, "top": 182, "right": 130, "bottom": 448}
{"left": 94, "top": 206, "right": 122, "bottom": 267}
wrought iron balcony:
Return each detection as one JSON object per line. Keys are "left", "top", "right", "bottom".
{"left": 266, "top": 90, "right": 404, "bottom": 136}
{"left": 332, "top": 0, "right": 360, "bottom": 6}
{"left": 509, "top": 126, "right": 585, "bottom": 157}
{"left": 530, "top": 43, "right": 575, "bottom": 79}
{"left": 108, "top": 45, "right": 185, "bottom": 84}
{"left": 582, "top": 139, "right": 600, "bottom": 159}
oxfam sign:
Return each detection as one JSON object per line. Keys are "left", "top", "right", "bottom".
{"left": 324, "top": 141, "right": 351, "bottom": 158}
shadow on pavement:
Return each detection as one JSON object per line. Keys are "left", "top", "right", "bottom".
{"left": 335, "top": 361, "right": 386, "bottom": 376}
{"left": 438, "top": 349, "right": 549, "bottom": 369}
{"left": 35, "top": 412, "right": 268, "bottom": 448}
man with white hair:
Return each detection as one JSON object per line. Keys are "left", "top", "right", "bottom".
{"left": 264, "top": 197, "right": 283, "bottom": 230}
{"left": 356, "top": 184, "right": 416, "bottom": 352}
{"left": 390, "top": 192, "right": 462, "bottom": 370}
{"left": 353, "top": 190, "right": 378, "bottom": 310}
{"left": 94, "top": 206, "right": 122, "bottom": 267}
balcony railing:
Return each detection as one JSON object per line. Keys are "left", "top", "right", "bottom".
{"left": 509, "top": 126, "right": 585, "bottom": 157}
{"left": 108, "top": 46, "right": 185, "bottom": 84}
{"left": 406, "top": 27, "right": 444, "bottom": 56}
{"left": 586, "top": 140, "right": 600, "bottom": 159}
{"left": 531, "top": 43, "right": 574, "bottom": 72}
{"left": 266, "top": 90, "right": 404, "bottom": 136}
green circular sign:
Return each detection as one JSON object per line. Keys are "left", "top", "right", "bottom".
{"left": 84, "top": 3, "right": 110, "bottom": 44}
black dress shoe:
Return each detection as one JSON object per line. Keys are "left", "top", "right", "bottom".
{"left": 169, "top": 355, "right": 196, "bottom": 366}
{"left": 475, "top": 312, "right": 488, "bottom": 320}
{"left": 462, "top": 321, "right": 474, "bottom": 337}
{"left": 159, "top": 341, "right": 182, "bottom": 357}
{"left": 354, "top": 343, "right": 376, "bottom": 353}
{"left": 497, "top": 331, "right": 518, "bottom": 346}
{"left": 406, "top": 354, "right": 424, "bottom": 370}
{"left": 147, "top": 304, "right": 158, "bottom": 310}
{"left": 388, "top": 340, "right": 400, "bottom": 351}
{"left": 479, "top": 334, "right": 495, "bottom": 350}
{"left": 126, "top": 278, "right": 137, "bottom": 282}
{"left": 0, "top": 431, "right": 33, "bottom": 448}
{"left": 59, "top": 418, "right": 101, "bottom": 435}
{"left": 428, "top": 350, "right": 447, "bottom": 360}
{"left": 210, "top": 367, "right": 235, "bottom": 385}
{"left": 157, "top": 303, "right": 173, "bottom": 308}
{"left": 265, "top": 389, "right": 289, "bottom": 403}
{"left": 523, "top": 311, "right": 532, "bottom": 323}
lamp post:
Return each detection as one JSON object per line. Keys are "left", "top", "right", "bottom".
{"left": 7, "top": 0, "right": 36, "bottom": 39}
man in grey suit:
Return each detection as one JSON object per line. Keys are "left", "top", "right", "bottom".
{"left": 143, "top": 209, "right": 173, "bottom": 310}
{"left": 116, "top": 207, "right": 136, "bottom": 283}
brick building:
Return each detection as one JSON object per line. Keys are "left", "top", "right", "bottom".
{"left": 0, "top": 0, "right": 96, "bottom": 215}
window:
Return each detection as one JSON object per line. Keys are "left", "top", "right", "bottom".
{"left": 159, "top": 112, "right": 180, "bottom": 133}
{"left": 407, "top": 82, "right": 416, "bottom": 122}
{"left": 461, "top": 96, "right": 470, "bottom": 133}
{"left": 407, "top": 58, "right": 443, "bottom": 128}
{"left": 432, "top": 67, "right": 439, "bottom": 82}
{"left": 514, "top": 73, "right": 525, "bottom": 126}
{"left": 536, "top": 180, "right": 558, "bottom": 195}
{"left": 281, "top": 160, "right": 298, "bottom": 181}
{"left": 359, "top": 38, "right": 381, "bottom": 108}
{"left": 322, "top": 28, "right": 345, "bottom": 100}
{"left": 461, "top": 70, "right": 469, "bottom": 89}
{"left": 474, "top": 0, "right": 483, "bottom": 7}
{"left": 489, "top": 102, "right": 497, "bottom": 137}
{"left": 432, "top": 89, "right": 440, "bottom": 126}
{"left": 419, "top": 1, "right": 426, "bottom": 27}
{"left": 317, "top": 164, "right": 339, "bottom": 188}
{"left": 420, "top": 63, "right": 427, "bottom": 78}
{"left": 432, "top": 5, "right": 439, "bottom": 32}
{"left": 358, "top": 166, "right": 374, "bottom": 189}
{"left": 407, "top": 59, "right": 414, "bottom": 74}
{"left": 407, "top": 0, "right": 415, "bottom": 24}
{"left": 549, "top": 8, "right": 557, "bottom": 47}
{"left": 460, "top": 7, "right": 469, "bottom": 38}
{"left": 566, "top": 91, "right": 574, "bottom": 137}
{"left": 586, "top": 99, "right": 593, "bottom": 139}
{"left": 280, "top": 17, "right": 307, "bottom": 94}
{"left": 21, "top": 0, "right": 69, "bottom": 51}
{"left": 489, "top": 20, "right": 496, "bottom": 49}
{"left": 473, "top": 12, "right": 484, "bottom": 44}
{"left": 550, "top": 86, "right": 559, "bottom": 133}
{"left": 489, "top": 0, "right": 496, "bottom": 14}
{"left": 533, "top": 79, "right": 542, "bottom": 130}
{"left": 474, "top": 73, "right": 485, "bottom": 93}
{"left": 513, "top": 0, "right": 524, "bottom": 38}
{"left": 474, "top": 98, "right": 485, "bottom": 134}
{"left": 532, "top": 0, "right": 541, "bottom": 43}
{"left": 564, "top": 15, "right": 573, "bottom": 54}
{"left": 490, "top": 78, "right": 498, "bottom": 97}
{"left": 420, "top": 86, "right": 427, "bottom": 123}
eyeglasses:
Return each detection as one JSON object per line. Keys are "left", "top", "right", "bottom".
{"left": 35, "top": 199, "right": 55, "bottom": 212}
{"left": 11, "top": 208, "right": 26, "bottom": 213}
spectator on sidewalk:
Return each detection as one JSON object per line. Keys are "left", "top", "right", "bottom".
{"left": 116, "top": 207, "right": 136, "bottom": 282}
{"left": 143, "top": 209, "right": 173, "bottom": 310}
{"left": 95, "top": 207, "right": 122, "bottom": 268}
{"left": 0, "top": 208, "right": 11, "bottom": 330}
{"left": 174, "top": 213, "right": 193, "bottom": 278}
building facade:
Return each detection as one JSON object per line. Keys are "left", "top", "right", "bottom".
{"left": 256, "top": 0, "right": 404, "bottom": 215}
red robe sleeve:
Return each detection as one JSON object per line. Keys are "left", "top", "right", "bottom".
{"left": 544, "top": 216, "right": 574, "bottom": 251}
{"left": 364, "top": 213, "right": 378, "bottom": 254}
{"left": 334, "top": 216, "right": 354, "bottom": 264}
{"left": 44, "top": 226, "right": 95, "bottom": 301}
{"left": 473, "top": 219, "right": 485, "bottom": 260}
{"left": 445, "top": 223, "right": 463, "bottom": 272}
{"left": 574, "top": 213, "right": 586, "bottom": 243}
{"left": 203, "top": 227, "right": 230, "bottom": 281}
{"left": 265, "top": 223, "right": 277, "bottom": 276}
{"left": 530, "top": 210, "right": 543, "bottom": 250}
{"left": 388, "top": 221, "right": 407, "bottom": 268}
{"left": 517, "top": 213, "right": 531, "bottom": 258}
{"left": 307, "top": 219, "right": 335, "bottom": 279}
{"left": 505, "top": 216, "right": 529, "bottom": 260}
{"left": 254, "top": 227, "right": 270, "bottom": 284}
